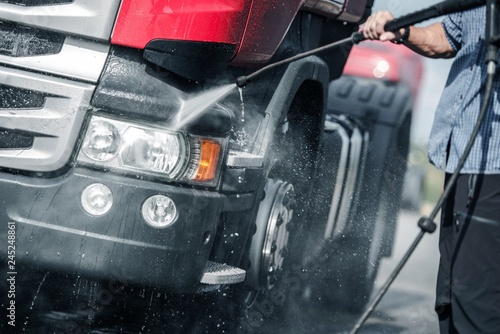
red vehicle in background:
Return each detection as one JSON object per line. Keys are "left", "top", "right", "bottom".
{"left": 344, "top": 40, "right": 424, "bottom": 99}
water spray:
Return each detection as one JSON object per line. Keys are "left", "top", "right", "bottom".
{"left": 172, "top": 83, "right": 236, "bottom": 131}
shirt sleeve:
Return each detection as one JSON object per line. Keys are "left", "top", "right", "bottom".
{"left": 441, "top": 12, "right": 462, "bottom": 53}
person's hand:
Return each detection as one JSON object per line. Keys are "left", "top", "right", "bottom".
{"left": 362, "top": 11, "right": 405, "bottom": 42}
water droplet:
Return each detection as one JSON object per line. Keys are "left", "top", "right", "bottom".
{"left": 238, "top": 86, "right": 245, "bottom": 122}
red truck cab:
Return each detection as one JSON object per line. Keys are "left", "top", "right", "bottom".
{"left": 112, "top": 0, "right": 368, "bottom": 78}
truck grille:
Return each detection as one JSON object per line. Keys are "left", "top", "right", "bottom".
{"left": 0, "top": 21, "right": 65, "bottom": 57}
{"left": 0, "top": 128, "right": 33, "bottom": 149}
{"left": 0, "top": 84, "right": 45, "bottom": 109}
{"left": 0, "top": 0, "right": 73, "bottom": 6}
{"left": 0, "top": 0, "right": 122, "bottom": 42}
{"left": 0, "top": 66, "right": 94, "bottom": 172}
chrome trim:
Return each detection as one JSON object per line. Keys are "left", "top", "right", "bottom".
{"left": 333, "top": 126, "right": 363, "bottom": 237}
{"left": 323, "top": 117, "right": 367, "bottom": 239}
{"left": 323, "top": 120, "right": 349, "bottom": 240}
{"left": 226, "top": 151, "right": 263, "bottom": 168}
{"left": 0, "top": 66, "right": 94, "bottom": 172}
{"left": 0, "top": 0, "right": 121, "bottom": 41}
{"left": 0, "top": 36, "right": 109, "bottom": 83}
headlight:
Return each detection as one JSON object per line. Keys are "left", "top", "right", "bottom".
{"left": 120, "top": 127, "right": 186, "bottom": 177}
{"left": 77, "top": 116, "right": 223, "bottom": 185}
{"left": 82, "top": 120, "right": 121, "bottom": 161}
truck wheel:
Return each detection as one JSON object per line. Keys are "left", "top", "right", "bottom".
{"left": 309, "top": 77, "right": 412, "bottom": 313}
{"left": 235, "top": 82, "right": 323, "bottom": 333}
{"left": 326, "top": 118, "right": 410, "bottom": 313}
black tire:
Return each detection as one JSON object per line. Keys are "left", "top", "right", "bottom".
{"left": 306, "top": 77, "right": 413, "bottom": 313}
{"left": 326, "top": 115, "right": 410, "bottom": 312}
{"left": 234, "top": 81, "right": 325, "bottom": 333}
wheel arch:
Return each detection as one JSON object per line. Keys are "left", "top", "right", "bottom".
{"left": 210, "top": 55, "right": 330, "bottom": 272}
{"left": 240, "top": 55, "right": 330, "bottom": 292}
{"left": 253, "top": 55, "right": 330, "bottom": 160}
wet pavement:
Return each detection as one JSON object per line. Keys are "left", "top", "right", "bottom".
{"left": 360, "top": 209, "right": 440, "bottom": 334}
{"left": 258, "top": 209, "right": 441, "bottom": 334}
{"left": 309, "top": 209, "right": 440, "bottom": 334}
{"left": 2, "top": 210, "right": 441, "bottom": 334}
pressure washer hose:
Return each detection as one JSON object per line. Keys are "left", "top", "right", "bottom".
{"left": 234, "top": 16, "right": 495, "bottom": 334}
{"left": 235, "top": 33, "right": 364, "bottom": 87}
{"left": 348, "top": 63, "right": 496, "bottom": 334}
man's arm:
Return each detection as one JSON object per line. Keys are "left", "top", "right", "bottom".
{"left": 362, "top": 11, "right": 455, "bottom": 59}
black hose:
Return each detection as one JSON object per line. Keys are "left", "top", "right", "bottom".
{"left": 425, "top": 68, "right": 494, "bottom": 222}
{"left": 235, "top": 35, "right": 358, "bottom": 87}
{"left": 232, "top": 4, "right": 496, "bottom": 331}
{"left": 348, "top": 63, "right": 496, "bottom": 334}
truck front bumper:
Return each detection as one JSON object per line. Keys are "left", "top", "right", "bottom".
{"left": 0, "top": 168, "right": 225, "bottom": 292}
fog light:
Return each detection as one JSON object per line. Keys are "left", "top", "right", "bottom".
{"left": 142, "top": 195, "right": 177, "bottom": 228}
{"left": 81, "top": 183, "right": 113, "bottom": 216}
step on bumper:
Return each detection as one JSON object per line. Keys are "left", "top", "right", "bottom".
{"left": 201, "top": 261, "right": 246, "bottom": 285}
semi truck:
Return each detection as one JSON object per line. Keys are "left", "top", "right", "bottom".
{"left": 0, "top": 0, "right": 414, "bottom": 332}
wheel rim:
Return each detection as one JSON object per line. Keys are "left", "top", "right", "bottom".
{"left": 247, "top": 178, "right": 295, "bottom": 290}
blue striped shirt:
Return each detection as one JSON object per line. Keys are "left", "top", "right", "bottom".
{"left": 429, "top": 6, "right": 500, "bottom": 174}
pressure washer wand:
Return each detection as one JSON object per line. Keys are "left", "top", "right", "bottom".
{"left": 349, "top": 1, "right": 496, "bottom": 332}
{"left": 235, "top": 0, "right": 485, "bottom": 88}
{"left": 235, "top": 34, "right": 363, "bottom": 87}
{"left": 234, "top": 1, "right": 490, "bottom": 333}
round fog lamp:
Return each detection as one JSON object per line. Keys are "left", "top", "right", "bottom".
{"left": 81, "top": 183, "right": 113, "bottom": 216}
{"left": 141, "top": 195, "right": 177, "bottom": 228}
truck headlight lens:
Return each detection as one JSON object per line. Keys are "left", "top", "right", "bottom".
{"left": 82, "top": 120, "right": 121, "bottom": 161}
{"left": 77, "top": 116, "right": 223, "bottom": 185}
{"left": 120, "top": 127, "right": 185, "bottom": 177}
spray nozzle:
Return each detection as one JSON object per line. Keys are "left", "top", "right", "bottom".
{"left": 236, "top": 76, "right": 249, "bottom": 88}
{"left": 351, "top": 32, "right": 366, "bottom": 44}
